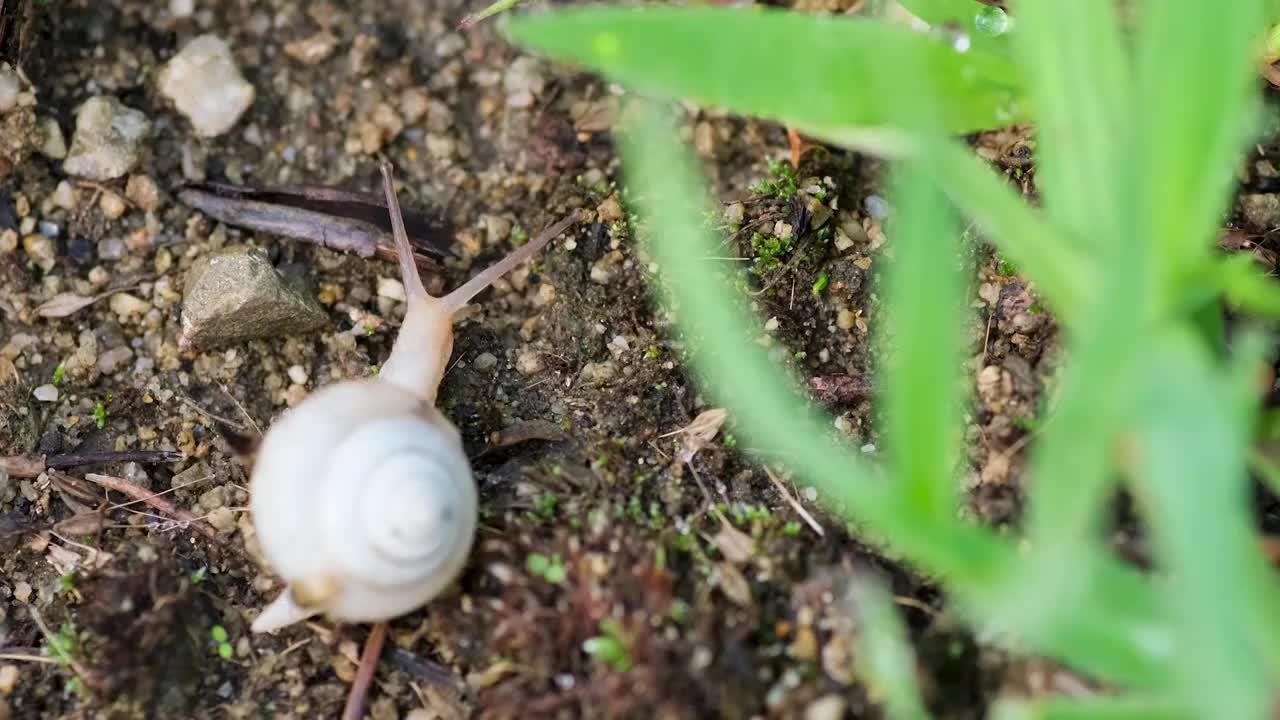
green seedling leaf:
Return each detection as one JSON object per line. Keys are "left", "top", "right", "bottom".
{"left": 505, "top": 4, "right": 1028, "bottom": 135}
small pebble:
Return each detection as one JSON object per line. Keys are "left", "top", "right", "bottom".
{"left": 206, "top": 507, "right": 236, "bottom": 533}
{"left": 22, "top": 233, "right": 55, "bottom": 271}
{"left": 836, "top": 308, "right": 856, "bottom": 330}
{"left": 596, "top": 195, "right": 624, "bottom": 223}
{"left": 503, "top": 57, "right": 545, "bottom": 108}
{"left": 96, "top": 346, "right": 134, "bottom": 375}
{"left": 39, "top": 118, "right": 67, "bottom": 160}
{"left": 0, "top": 63, "right": 19, "bottom": 114}
{"left": 804, "top": 695, "right": 848, "bottom": 720}
{"left": 399, "top": 87, "right": 430, "bottom": 125}
{"left": 99, "top": 191, "right": 126, "bottom": 220}
{"left": 865, "top": 194, "right": 890, "bottom": 221}
{"left": 287, "top": 364, "right": 308, "bottom": 385}
{"left": 579, "top": 361, "right": 617, "bottom": 386}
{"left": 158, "top": 34, "right": 255, "bottom": 137}
{"left": 125, "top": 175, "right": 161, "bottom": 212}
{"left": 109, "top": 292, "right": 151, "bottom": 319}
{"left": 12, "top": 581, "right": 31, "bottom": 602}
{"left": 284, "top": 30, "right": 338, "bottom": 65}
{"left": 169, "top": 0, "right": 195, "bottom": 17}
{"left": 0, "top": 664, "right": 18, "bottom": 695}
{"left": 0, "top": 230, "right": 15, "bottom": 253}
{"left": 376, "top": 277, "right": 406, "bottom": 302}
{"left": 33, "top": 384, "right": 58, "bottom": 402}
{"left": 473, "top": 352, "right": 497, "bottom": 370}
{"left": 51, "top": 181, "right": 77, "bottom": 210}
{"left": 515, "top": 348, "right": 543, "bottom": 375}
{"left": 97, "top": 236, "right": 125, "bottom": 260}
{"left": 63, "top": 96, "right": 151, "bottom": 180}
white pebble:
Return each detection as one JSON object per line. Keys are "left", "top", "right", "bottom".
{"left": 158, "top": 34, "right": 255, "bottom": 137}
{"left": 287, "top": 364, "right": 308, "bottom": 385}
{"left": 33, "top": 384, "right": 58, "bottom": 402}
{"left": 51, "top": 181, "right": 77, "bottom": 210}
{"left": 0, "top": 63, "right": 19, "bottom": 114}
{"left": 376, "top": 277, "right": 406, "bottom": 302}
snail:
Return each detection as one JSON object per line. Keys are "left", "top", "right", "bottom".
{"left": 248, "top": 162, "right": 578, "bottom": 633}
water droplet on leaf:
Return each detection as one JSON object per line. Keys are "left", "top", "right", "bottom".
{"left": 975, "top": 6, "right": 1010, "bottom": 36}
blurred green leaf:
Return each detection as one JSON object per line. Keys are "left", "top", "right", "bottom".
{"left": 504, "top": 5, "right": 1027, "bottom": 134}
{"left": 991, "top": 695, "right": 1188, "bottom": 720}
{"left": 1132, "top": 1, "right": 1266, "bottom": 310}
{"left": 1133, "top": 330, "right": 1274, "bottom": 719}
{"left": 1013, "top": 1, "right": 1130, "bottom": 254}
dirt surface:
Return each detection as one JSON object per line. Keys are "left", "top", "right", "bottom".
{"left": 0, "top": 1, "right": 1275, "bottom": 719}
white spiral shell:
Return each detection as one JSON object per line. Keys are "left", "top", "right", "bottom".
{"left": 248, "top": 378, "right": 477, "bottom": 627}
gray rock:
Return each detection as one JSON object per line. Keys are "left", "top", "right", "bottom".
{"left": 1240, "top": 193, "right": 1280, "bottom": 230}
{"left": 181, "top": 246, "right": 326, "bottom": 349}
{"left": 158, "top": 34, "right": 255, "bottom": 137}
{"left": 63, "top": 96, "right": 151, "bottom": 180}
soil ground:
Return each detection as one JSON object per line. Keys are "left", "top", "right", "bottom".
{"left": 1, "top": 1, "right": 1278, "bottom": 719}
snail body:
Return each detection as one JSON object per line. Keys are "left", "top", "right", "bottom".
{"left": 248, "top": 164, "right": 575, "bottom": 633}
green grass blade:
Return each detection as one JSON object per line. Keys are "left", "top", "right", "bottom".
{"left": 503, "top": 4, "right": 1027, "bottom": 134}
{"left": 848, "top": 578, "right": 930, "bottom": 720}
{"left": 991, "top": 695, "right": 1188, "bottom": 720}
{"left": 1133, "top": 330, "right": 1275, "bottom": 719}
{"left": 1131, "top": 1, "right": 1266, "bottom": 307}
{"left": 870, "top": 14, "right": 967, "bottom": 522}
{"left": 1011, "top": 1, "right": 1131, "bottom": 250}
{"left": 614, "top": 100, "right": 1172, "bottom": 689}
{"left": 882, "top": 167, "right": 963, "bottom": 520}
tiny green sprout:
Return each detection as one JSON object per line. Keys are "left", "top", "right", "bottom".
{"left": 669, "top": 598, "right": 689, "bottom": 623}
{"left": 526, "top": 553, "right": 568, "bottom": 584}
{"left": 645, "top": 345, "right": 660, "bottom": 360}
{"left": 52, "top": 362, "right": 66, "bottom": 385}
{"left": 722, "top": 433, "right": 737, "bottom": 449}
{"left": 811, "top": 272, "right": 830, "bottom": 296}
{"left": 512, "top": 225, "right": 529, "bottom": 245}
{"left": 1028, "top": 303, "right": 1044, "bottom": 314}
{"left": 654, "top": 546, "right": 667, "bottom": 570}
{"left": 190, "top": 566, "right": 207, "bottom": 584}
{"left": 63, "top": 676, "right": 83, "bottom": 699}
{"left": 364, "top": 325, "right": 377, "bottom": 336}
{"left": 783, "top": 521, "right": 803, "bottom": 536}
{"left": 534, "top": 491, "right": 558, "bottom": 519}
{"left": 794, "top": 351, "right": 808, "bottom": 361}
{"left": 592, "top": 455, "right": 609, "bottom": 469}
{"left": 209, "top": 624, "right": 234, "bottom": 660}
{"left": 997, "top": 259, "right": 1018, "bottom": 277}
{"left": 58, "top": 571, "right": 76, "bottom": 593}
{"left": 583, "top": 618, "right": 633, "bottom": 672}
{"left": 47, "top": 623, "right": 77, "bottom": 666}
{"left": 93, "top": 402, "right": 106, "bottom": 429}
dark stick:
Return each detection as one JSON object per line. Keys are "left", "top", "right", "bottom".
{"left": 342, "top": 622, "right": 388, "bottom": 720}
{"left": 0, "top": 449, "right": 184, "bottom": 478}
